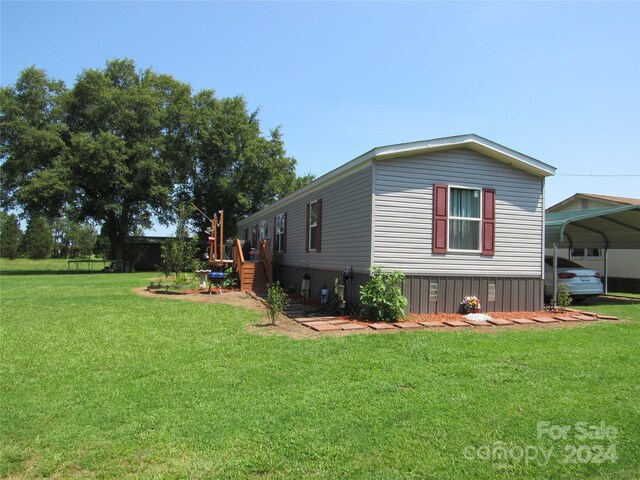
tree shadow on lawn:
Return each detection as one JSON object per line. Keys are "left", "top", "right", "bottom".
{"left": 0, "top": 270, "right": 120, "bottom": 276}
{"left": 579, "top": 295, "right": 640, "bottom": 307}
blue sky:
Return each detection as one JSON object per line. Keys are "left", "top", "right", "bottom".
{"left": 2, "top": 1, "right": 639, "bottom": 235}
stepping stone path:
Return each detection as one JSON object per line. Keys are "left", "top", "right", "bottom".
{"left": 276, "top": 297, "right": 619, "bottom": 334}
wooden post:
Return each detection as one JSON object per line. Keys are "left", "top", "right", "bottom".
{"left": 218, "top": 210, "right": 224, "bottom": 261}
{"left": 208, "top": 215, "right": 216, "bottom": 262}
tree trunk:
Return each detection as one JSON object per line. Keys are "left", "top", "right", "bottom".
{"left": 104, "top": 214, "right": 129, "bottom": 262}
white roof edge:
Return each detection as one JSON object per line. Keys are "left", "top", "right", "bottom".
{"left": 239, "top": 134, "right": 556, "bottom": 225}
{"left": 373, "top": 134, "right": 556, "bottom": 177}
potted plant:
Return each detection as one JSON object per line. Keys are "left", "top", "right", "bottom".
{"left": 461, "top": 296, "right": 481, "bottom": 314}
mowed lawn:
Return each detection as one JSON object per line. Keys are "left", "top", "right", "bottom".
{"left": 1, "top": 261, "right": 639, "bottom": 479}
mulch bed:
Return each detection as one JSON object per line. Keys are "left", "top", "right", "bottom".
{"left": 290, "top": 307, "right": 621, "bottom": 334}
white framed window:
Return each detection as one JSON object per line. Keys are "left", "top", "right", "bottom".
{"left": 275, "top": 213, "right": 286, "bottom": 253}
{"left": 251, "top": 224, "right": 257, "bottom": 247}
{"left": 449, "top": 186, "right": 481, "bottom": 251}
{"left": 308, "top": 200, "right": 318, "bottom": 251}
{"left": 259, "top": 220, "right": 267, "bottom": 242}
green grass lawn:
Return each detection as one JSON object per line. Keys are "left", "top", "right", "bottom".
{"left": 1, "top": 264, "right": 639, "bottom": 479}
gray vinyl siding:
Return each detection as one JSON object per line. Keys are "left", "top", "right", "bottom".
{"left": 237, "top": 165, "right": 373, "bottom": 273}
{"left": 373, "top": 149, "right": 544, "bottom": 277}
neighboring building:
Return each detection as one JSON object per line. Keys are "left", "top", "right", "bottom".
{"left": 546, "top": 194, "right": 640, "bottom": 292}
{"left": 237, "top": 134, "right": 556, "bottom": 314}
{"left": 125, "top": 236, "right": 168, "bottom": 271}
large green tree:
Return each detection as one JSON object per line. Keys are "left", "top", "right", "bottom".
{"left": 1, "top": 59, "right": 312, "bottom": 260}
{"left": 0, "top": 213, "right": 23, "bottom": 259}
{"left": 63, "top": 59, "right": 193, "bottom": 259}
{"left": 23, "top": 217, "right": 53, "bottom": 259}
{"left": 188, "top": 91, "right": 314, "bottom": 234}
{"left": 0, "top": 67, "right": 69, "bottom": 218}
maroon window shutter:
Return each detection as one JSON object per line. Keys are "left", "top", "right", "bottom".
{"left": 432, "top": 184, "right": 448, "bottom": 254}
{"left": 482, "top": 188, "right": 496, "bottom": 256}
{"left": 316, "top": 199, "right": 322, "bottom": 252}
{"left": 283, "top": 212, "right": 287, "bottom": 253}
{"left": 305, "top": 203, "right": 310, "bottom": 252}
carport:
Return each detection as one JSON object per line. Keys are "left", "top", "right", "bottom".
{"left": 545, "top": 205, "right": 640, "bottom": 300}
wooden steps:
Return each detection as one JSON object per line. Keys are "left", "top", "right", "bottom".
{"left": 240, "top": 262, "right": 269, "bottom": 293}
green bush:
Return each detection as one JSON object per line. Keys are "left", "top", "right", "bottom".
{"left": 557, "top": 284, "right": 573, "bottom": 308}
{"left": 359, "top": 266, "right": 408, "bottom": 322}
{"left": 267, "top": 282, "right": 289, "bottom": 325}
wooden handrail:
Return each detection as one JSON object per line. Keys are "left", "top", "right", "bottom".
{"left": 259, "top": 239, "right": 273, "bottom": 286}
{"left": 232, "top": 238, "right": 245, "bottom": 289}
{"left": 233, "top": 238, "right": 245, "bottom": 264}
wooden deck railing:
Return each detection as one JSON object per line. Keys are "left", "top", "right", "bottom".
{"left": 232, "top": 238, "right": 245, "bottom": 286}
{"left": 259, "top": 239, "right": 273, "bottom": 286}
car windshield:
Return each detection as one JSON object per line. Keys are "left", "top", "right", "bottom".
{"left": 545, "top": 257, "right": 587, "bottom": 269}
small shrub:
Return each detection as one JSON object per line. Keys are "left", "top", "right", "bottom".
{"left": 557, "top": 285, "right": 573, "bottom": 308}
{"left": 359, "top": 266, "right": 408, "bottom": 322}
{"left": 222, "top": 267, "right": 237, "bottom": 289}
{"left": 173, "top": 273, "right": 191, "bottom": 288}
{"left": 267, "top": 282, "right": 289, "bottom": 325}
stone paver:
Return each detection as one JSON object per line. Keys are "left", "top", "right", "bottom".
{"left": 308, "top": 322, "right": 343, "bottom": 332}
{"left": 511, "top": 318, "right": 537, "bottom": 324}
{"left": 368, "top": 323, "right": 397, "bottom": 330}
{"left": 443, "top": 320, "right": 471, "bottom": 327}
{"left": 326, "top": 319, "right": 351, "bottom": 325}
{"left": 487, "top": 318, "right": 514, "bottom": 326}
{"left": 340, "top": 323, "right": 366, "bottom": 331}
{"left": 297, "top": 318, "right": 330, "bottom": 324}
{"left": 573, "top": 315, "right": 599, "bottom": 321}
{"left": 597, "top": 315, "right": 619, "bottom": 320}
{"left": 393, "top": 322, "right": 423, "bottom": 329}
{"left": 464, "top": 319, "right": 492, "bottom": 327}
{"left": 531, "top": 316, "right": 559, "bottom": 323}
{"left": 554, "top": 316, "right": 581, "bottom": 322}
{"left": 419, "top": 321, "right": 447, "bottom": 327}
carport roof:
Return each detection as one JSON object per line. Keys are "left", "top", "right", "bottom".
{"left": 545, "top": 205, "right": 640, "bottom": 249}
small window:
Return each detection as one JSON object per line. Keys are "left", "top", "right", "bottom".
{"left": 275, "top": 213, "right": 286, "bottom": 253}
{"left": 259, "top": 220, "right": 267, "bottom": 242}
{"left": 251, "top": 224, "right": 258, "bottom": 247}
{"left": 449, "top": 187, "right": 481, "bottom": 251}
{"left": 308, "top": 201, "right": 318, "bottom": 251}
{"left": 571, "top": 248, "right": 601, "bottom": 258}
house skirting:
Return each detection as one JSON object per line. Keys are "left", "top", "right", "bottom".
{"left": 279, "top": 266, "right": 543, "bottom": 314}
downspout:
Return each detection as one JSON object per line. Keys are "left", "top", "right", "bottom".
{"left": 553, "top": 243, "right": 558, "bottom": 306}
{"left": 603, "top": 248, "right": 608, "bottom": 295}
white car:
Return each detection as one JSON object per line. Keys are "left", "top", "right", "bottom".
{"left": 544, "top": 256, "right": 603, "bottom": 302}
